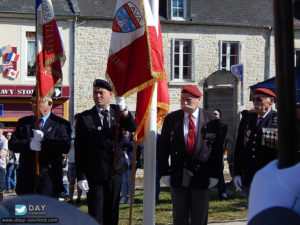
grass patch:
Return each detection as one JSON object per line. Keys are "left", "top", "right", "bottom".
{"left": 75, "top": 187, "right": 247, "bottom": 225}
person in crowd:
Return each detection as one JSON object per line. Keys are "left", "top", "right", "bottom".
{"left": 60, "top": 154, "right": 69, "bottom": 198}
{"left": 213, "top": 109, "right": 228, "bottom": 200}
{"left": 158, "top": 85, "right": 223, "bottom": 225}
{"left": 0, "top": 123, "right": 7, "bottom": 201}
{"left": 5, "top": 131, "right": 19, "bottom": 193}
{"left": 8, "top": 90, "right": 72, "bottom": 198}
{"left": 119, "top": 130, "right": 134, "bottom": 204}
{"left": 75, "top": 79, "right": 136, "bottom": 225}
{"left": 233, "top": 88, "right": 278, "bottom": 193}
{"left": 248, "top": 159, "right": 300, "bottom": 225}
{"left": 67, "top": 113, "right": 82, "bottom": 204}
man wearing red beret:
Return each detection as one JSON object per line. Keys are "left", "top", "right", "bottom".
{"left": 233, "top": 88, "right": 278, "bottom": 192}
{"left": 158, "top": 85, "right": 223, "bottom": 225}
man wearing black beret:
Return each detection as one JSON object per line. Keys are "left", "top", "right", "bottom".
{"left": 75, "top": 79, "right": 136, "bottom": 225}
{"left": 158, "top": 85, "right": 223, "bottom": 225}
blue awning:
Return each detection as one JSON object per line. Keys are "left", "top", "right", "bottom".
{"left": 250, "top": 67, "right": 300, "bottom": 103}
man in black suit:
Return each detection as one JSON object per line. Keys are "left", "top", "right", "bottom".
{"left": 233, "top": 88, "right": 278, "bottom": 192}
{"left": 158, "top": 85, "right": 223, "bottom": 225}
{"left": 75, "top": 79, "right": 136, "bottom": 225}
{"left": 8, "top": 91, "right": 72, "bottom": 198}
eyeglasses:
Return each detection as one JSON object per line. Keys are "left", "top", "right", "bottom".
{"left": 252, "top": 97, "right": 263, "bottom": 102}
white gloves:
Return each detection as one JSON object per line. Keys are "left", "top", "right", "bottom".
{"left": 160, "top": 175, "right": 171, "bottom": 187}
{"left": 33, "top": 129, "right": 44, "bottom": 142}
{"left": 248, "top": 160, "right": 300, "bottom": 222}
{"left": 208, "top": 177, "right": 218, "bottom": 189}
{"left": 78, "top": 180, "right": 89, "bottom": 192}
{"left": 233, "top": 175, "right": 243, "bottom": 191}
{"left": 30, "top": 140, "right": 41, "bottom": 151}
{"left": 116, "top": 96, "right": 126, "bottom": 112}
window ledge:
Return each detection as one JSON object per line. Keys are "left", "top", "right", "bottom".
{"left": 168, "top": 80, "right": 197, "bottom": 86}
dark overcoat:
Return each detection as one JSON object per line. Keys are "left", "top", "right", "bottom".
{"left": 157, "top": 108, "right": 223, "bottom": 189}
{"left": 9, "top": 113, "right": 72, "bottom": 197}
{"left": 234, "top": 109, "right": 278, "bottom": 186}
{"left": 75, "top": 105, "right": 136, "bottom": 184}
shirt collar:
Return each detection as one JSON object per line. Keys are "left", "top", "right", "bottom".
{"left": 96, "top": 105, "right": 110, "bottom": 114}
{"left": 40, "top": 111, "right": 51, "bottom": 124}
{"left": 184, "top": 107, "right": 199, "bottom": 119}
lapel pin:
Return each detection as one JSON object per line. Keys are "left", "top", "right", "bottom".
{"left": 47, "top": 127, "right": 52, "bottom": 132}
{"left": 98, "top": 126, "right": 102, "bottom": 130}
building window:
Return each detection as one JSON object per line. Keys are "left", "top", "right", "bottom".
{"left": 21, "top": 27, "right": 36, "bottom": 84}
{"left": 172, "top": 39, "right": 193, "bottom": 81}
{"left": 26, "top": 32, "right": 36, "bottom": 77}
{"left": 219, "top": 41, "right": 240, "bottom": 71}
{"left": 171, "top": 0, "right": 186, "bottom": 20}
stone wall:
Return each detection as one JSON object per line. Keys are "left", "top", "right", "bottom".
{"left": 74, "top": 19, "right": 283, "bottom": 115}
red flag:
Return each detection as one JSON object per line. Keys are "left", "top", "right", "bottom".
{"left": 134, "top": 4, "right": 170, "bottom": 144}
{"left": 36, "top": 0, "right": 66, "bottom": 99}
{"left": 106, "top": 0, "right": 166, "bottom": 97}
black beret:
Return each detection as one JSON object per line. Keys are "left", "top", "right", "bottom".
{"left": 93, "top": 79, "right": 112, "bottom": 91}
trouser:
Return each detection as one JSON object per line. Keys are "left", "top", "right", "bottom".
{"left": 6, "top": 164, "right": 16, "bottom": 191}
{"left": 87, "top": 174, "right": 122, "bottom": 225}
{"left": 171, "top": 187, "right": 209, "bottom": 225}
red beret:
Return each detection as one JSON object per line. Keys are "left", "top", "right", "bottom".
{"left": 181, "top": 85, "right": 202, "bottom": 97}
{"left": 253, "top": 88, "right": 276, "bottom": 98}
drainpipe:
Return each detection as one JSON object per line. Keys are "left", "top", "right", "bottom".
{"left": 266, "top": 25, "right": 272, "bottom": 80}
{"left": 72, "top": 15, "right": 77, "bottom": 122}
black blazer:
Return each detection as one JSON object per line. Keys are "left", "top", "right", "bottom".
{"left": 157, "top": 108, "right": 223, "bottom": 189}
{"left": 9, "top": 113, "right": 72, "bottom": 196}
{"left": 75, "top": 105, "right": 136, "bottom": 184}
{"left": 234, "top": 109, "right": 278, "bottom": 186}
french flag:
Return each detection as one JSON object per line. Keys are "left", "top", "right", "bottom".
{"left": 7, "top": 52, "right": 20, "bottom": 62}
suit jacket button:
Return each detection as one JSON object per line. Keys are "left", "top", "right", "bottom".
{"left": 252, "top": 155, "right": 256, "bottom": 158}
{"left": 253, "top": 141, "right": 256, "bottom": 144}
{"left": 252, "top": 148, "right": 255, "bottom": 151}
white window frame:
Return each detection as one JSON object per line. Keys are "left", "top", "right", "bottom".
{"left": 171, "top": 39, "right": 193, "bottom": 82}
{"left": 219, "top": 41, "right": 241, "bottom": 71}
{"left": 171, "top": 0, "right": 187, "bottom": 21}
{"left": 21, "top": 26, "right": 36, "bottom": 84}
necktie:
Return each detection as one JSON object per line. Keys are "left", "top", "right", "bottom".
{"left": 257, "top": 116, "right": 263, "bottom": 128}
{"left": 187, "top": 114, "right": 196, "bottom": 154}
{"left": 101, "top": 110, "right": 109, "bottom": 130}
{"left": 39, "top": 119, "right": 44, "bottom": 130}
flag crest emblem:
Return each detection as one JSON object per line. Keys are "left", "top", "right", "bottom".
{"left": 112, "top": 2, "right": 144, "bottom": 33}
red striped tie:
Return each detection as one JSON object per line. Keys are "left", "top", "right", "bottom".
{"left": 187, "top": 114, "right": 196, "bottom": 154}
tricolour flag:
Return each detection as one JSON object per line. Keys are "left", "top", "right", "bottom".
{"left": 106, "top": 0, "right": 165, "bottom": 97}
{"left": 7, "top": 52, "right": 20, "bottom": 62}
{"left": 134, "top": 1, "right": 169, "bottom": 144}
{"left": 36, "top": 0, "right": 66, "bottom": 99}
{"left": 6, "top": 69, "right": 19, "bottom": 79}
{"left": 0, "top": 45, "right": 12, "bottom": 56}
{"left": 1, "top": 62, "right": 13, "bottom": 72}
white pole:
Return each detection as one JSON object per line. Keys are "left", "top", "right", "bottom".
{"left": 143, "top": 83, "right": 157, "bottom": 225}
{"left": 143, "top": 1, "right": 158, "bottom": 224}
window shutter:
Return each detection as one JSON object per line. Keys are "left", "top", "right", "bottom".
{"left": 191, "top": 39, "right": 195, "bottom": 81}
{"left": 171, "top": 38, "right": 175, "bottom": 80}
{"left": 239, "top": 42, "right": 242, "bottom": 64}
{"left": 159, "top": 0, "right": 168, "bottom": 19}
{"left": 218, "top": 40, "right": 222, "bottom": 70}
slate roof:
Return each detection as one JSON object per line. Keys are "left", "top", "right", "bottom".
{"left": 190, "top": 0, "right": 274, "bottom": 27}
{"left": 75, "top": 0, "right": 277, "bottom": 27}
{"left": 0, "top": 0, "right": 79, "bottom": 16}
{"left": 0, "top": 0, "right": 297, "bottom": 28}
